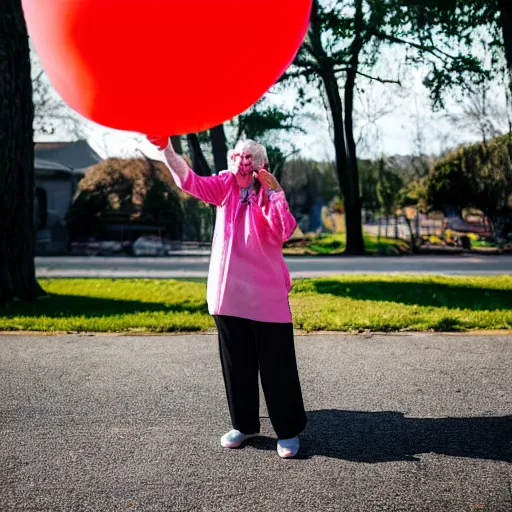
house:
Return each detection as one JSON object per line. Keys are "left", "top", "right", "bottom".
{"left": 34, "top": 140, "right": 102, "bottom": 172}
{"left": 34, "top": 140, "right": 102, "bottom": 254}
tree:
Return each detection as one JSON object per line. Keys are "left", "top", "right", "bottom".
{"left": 396, "top": 180, "right": 423, "bottom": 252}
{"left": 399, "top": 1, "right": 511, "bottom": 109}
{"left": 183, "top": 125, "right": 228, "bottom": 177}
{"left": 287, "top": 0, "right": 367, "bottom": 254}
{"left": 210, "top": 124, "right": 228, "bottom": 173}
{"left": 498, "top": 0, "right": 512, "bottom": 102}
{"left": 170, "top": 136, "right": 183, "bottom": 154}
{"left": 285, "top": 0, "right": 491, "bottom": 254}
{"left": 0, "top": 0, "right": 45, "bottom": 303}
{"left": 444, "top": 81, "right": 509, "bottom": 144}
{"left": 359, "top": 159, "right": 380, "bottom": 220}
{"left": 186, "top": 133, "right": 212, "bottom": 177}
{"left": 422, "top": 134, "right": 512, "bottom": 244}
{"left": 66, "top": 157, "right": 184, "bottom": 241}
{"left": 377, "top": 159, "right": 404, "bottom": 235}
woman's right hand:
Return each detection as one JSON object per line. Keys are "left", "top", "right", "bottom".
{"left": 146, "top": 135, "right": 170, "bottom": 151}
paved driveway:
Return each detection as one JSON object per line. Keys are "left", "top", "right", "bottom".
{"left": 1, "top": 333, "right": 511, "bottom": 511}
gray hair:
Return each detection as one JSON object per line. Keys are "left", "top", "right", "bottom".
{"left": 227, "top": 139, "right": 268, "bottom": 172}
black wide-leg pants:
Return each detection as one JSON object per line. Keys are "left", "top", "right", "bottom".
{"left": 213, "top": 315, "right": 307, "bottom": 440}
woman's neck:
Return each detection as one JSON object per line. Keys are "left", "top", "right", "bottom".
{"left": 235, "top": 175, "right": 255, "bottom": 189}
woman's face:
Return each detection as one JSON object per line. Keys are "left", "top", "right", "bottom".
{"left": 228, "top": 140, "right": 267, "bottom": 189}
{"left": 232, "top": 150, "right": 256, "bottom": 188}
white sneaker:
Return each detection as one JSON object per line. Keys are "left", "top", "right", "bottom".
{"left": 277, "top": 436, "right": 299, "bottom": 458}
{"left": 220, "top": 429, "right": 258, "bottom": 448}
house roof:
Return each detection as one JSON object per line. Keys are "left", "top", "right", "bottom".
{"left": 35, "top": 158, "right": 73, "bottom": 173}
{"left": 35, "top": 158, "right": 85, "bottom": 178}
{"left": 34, "top": 140, "right": 101, "bottom": 170}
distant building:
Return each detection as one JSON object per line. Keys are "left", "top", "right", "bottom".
{"left": 35, "top": 140, "right": 101, "bottom": 172}
{"left": 34, "top": 140, "right": 102, "bottom": 254}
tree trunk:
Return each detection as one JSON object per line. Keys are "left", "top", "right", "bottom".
{"left": 324, "top": 77, "right": 366, "bottom": 254}
{"left": 170, "top": 135, "right": 183, "bottom": 155}
{"left": 342, "top": 0, "right": 366, "bottom": 255}
{"left": 186, "top": 133, "right": 211, "bottom": 176}
{"left": 310, "top": 0, "right": 365, "bottom": 255}
{"left": 323, "top": 71, "right": 357, "bottom": 246}
{"left": 210, "top": 124, "right": 228, "bottom": 174}
{"left": 403, "top": 215, "right": 417, "bottom": 253}
{"left": 0, "top": 0, "right": 45, "bottom": 303}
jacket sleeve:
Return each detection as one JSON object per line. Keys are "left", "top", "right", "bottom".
{"left": 175, "top": 169, "right": 232, "bottom": 207}
{"left": 261, "top": 190, "right": 297, "bottom": 244}
{"left": 163, "top": 145, "right": 232, "bottom": 206}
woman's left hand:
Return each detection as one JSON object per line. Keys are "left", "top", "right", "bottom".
{"left": 255, "top": 169, "right": 282, "bottom": 192}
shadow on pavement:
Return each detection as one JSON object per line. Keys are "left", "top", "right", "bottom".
{"left": 297, "top": 410, "right": 512, "bottom": 462}
{"left": 248, "top": 410, "right": 512, "bottom": 463}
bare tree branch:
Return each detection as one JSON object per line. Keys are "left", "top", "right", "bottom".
{"left": 369, "top": 28, "right": 459, "bottom": 62}
{"left": 277, "top": 67, "right": 320, "bottom": 84}
{"left": 334, "top": 67, "right": 402, "bottom": 85}
{"left": 31, "top": 48, "right": 85, "bottom": 139}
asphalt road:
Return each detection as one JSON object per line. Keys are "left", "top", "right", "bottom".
{"left": 35, "top": 254, "right": 512, "bottom": 279}
{"left": 1, "top": 333, "right": 511, "bottom": 511}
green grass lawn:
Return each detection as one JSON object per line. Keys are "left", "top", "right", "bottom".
{"left": 1, "top": 276, "right": 511, "bottom": 333}
{"left": 283, "top": 233, "right": 409, "bottom": 255}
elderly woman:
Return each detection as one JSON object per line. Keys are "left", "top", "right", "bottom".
{"left": 147, "top": 136, "right": 307, "bottom": 458}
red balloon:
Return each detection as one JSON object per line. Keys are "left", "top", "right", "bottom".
{"left": 22, "top": 0, "right": 312, "bottom": 135}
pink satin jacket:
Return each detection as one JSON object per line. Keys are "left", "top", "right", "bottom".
{"left": 166, "top": 161, "right": 297, "bottom": 323}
